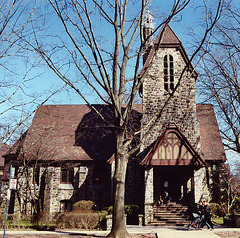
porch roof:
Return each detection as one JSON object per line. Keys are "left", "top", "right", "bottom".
{"left": 140, "top": 125, "right": 206, "bottom": 167}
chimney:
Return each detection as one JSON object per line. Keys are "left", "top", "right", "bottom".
{"left": 143, "top": 9, "right": 154, "bottom": 65}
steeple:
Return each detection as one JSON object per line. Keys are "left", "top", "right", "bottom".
{"left": 143, "top": 9, "right": 154, "bottom": 64}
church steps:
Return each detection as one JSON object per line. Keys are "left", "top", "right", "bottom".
{"left": 147, "top": 202, "right": 191, "bottom": 227}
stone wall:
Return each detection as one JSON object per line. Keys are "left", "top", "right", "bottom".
{"left": 13, "top": 163, "right": 112, "bottom": 215}
{"left": 142, "top": 48, "right": 201, "bottom": 152}
{"left": 194, "top": 167, "right": 210, "bottom": 203}
{"left": 144, "top": 168, "right": 154, "bottom": 224}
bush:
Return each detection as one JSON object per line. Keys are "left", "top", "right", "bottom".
{"left": 56, "top": 211, "right": 107, "bottom": 229}
{"left": 104, "top": 204, "right": 139, "bottom": 215}
{"left": 210, "top": 203, "right": 224, "bottom": 217}
{"left": 0, "top": 213, "right": 30, "bottom": 229}
{"left": 104, "top": 204, "right": 139, "bottom": 225}
{"left": 124, "top": 205, "right": 139, "bottom": 215}
{"left": 73, "top": 200, "right": 95, "bottom": 212}
{"left": 125, "top": 205, "right": 139, "bottom": 225}
{"left": 230, "top": 196, "right": 240, "bottom": 214}
{"left": 32, "top": 212, "right": 55, "bottom": 230}
{"left": 105, "top": 205, "right": 113, "bottom": 215}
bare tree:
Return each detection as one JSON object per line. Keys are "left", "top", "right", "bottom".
{"left": 198, "top": 1, "right": 240, "bottom": 154}
{"left": 212, "top": 162, "right": 240, "bottom": 215}
{"left": 23, "top": 0, "right": 223, "bottom": 237}
{"left": 0, "top": 0, "right": 36, "bottom": 141}
{"left": 0, "top": 1, "right": 68, "bottom": 143}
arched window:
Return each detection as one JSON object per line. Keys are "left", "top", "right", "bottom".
{"left": 164, "top": 55, "right": 174, "bottom": 92}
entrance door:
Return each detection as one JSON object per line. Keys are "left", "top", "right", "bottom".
{"left": 153, "top": 166, "right": 194, "bottom": 205}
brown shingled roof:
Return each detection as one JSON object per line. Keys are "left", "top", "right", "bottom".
{"left": 5, "top": 103, "right": 225, "bottom": 164}
{"left": 197, "top": 104, "right": 226, "bottom": 162}
{"left": 5, "top": 104, "right": 142, "bottom": 163}
{"left": 0, "top": 144, "right": 9, "bottom": 167}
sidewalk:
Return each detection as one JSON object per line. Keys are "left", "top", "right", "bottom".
{"left": 1, "top": 225, "right": 239, "bottom": 237}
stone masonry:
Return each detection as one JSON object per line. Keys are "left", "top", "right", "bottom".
{"left": 141, "top": 43, "right": 204, "bottom": 223}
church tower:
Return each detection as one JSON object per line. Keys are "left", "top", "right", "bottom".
{"left": 141, "top": 24, "right": 201, "bottom": 152}
{"left": 140, "top": 23, "right": 206, "bottom": 224}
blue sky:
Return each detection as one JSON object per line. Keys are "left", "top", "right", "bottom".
{"left": 1, "top": 0, "right": 239, "bottom": 169}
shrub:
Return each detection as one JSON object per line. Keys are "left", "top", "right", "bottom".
{"left": 73, "top": 200, "right": 95, "bottom": 212}
{"left": 104, "top": 204, "right": 139, "bottom": 225}
{"left": 105, "top": 205, "right": 113, "bottom": 215}
{"left": 125, "top": 205, "right": 139, "bottom": 225}
{"left": 104, "top": 204, "right": 139, "bottom": 215}
{"left": 210, "top": 203, "right": 224, "bottom": 217}
{"left": 32, "top": 212, "right": 55, "bottom": 230}
{"left": 0, "top": 213, "right": 27, "bottom": 229}
{"left": 230, "top": 196, "right": 240, "bottom": 214}
{"left": 56, "top": 211, "right": 107, "bottom": 229}
{"left": 124, "top": 205, "right": 139, "bottom": 215}
{"left": 0, "top": 213, "right": 5, "bottom": 228}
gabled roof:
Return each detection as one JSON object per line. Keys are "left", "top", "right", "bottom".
{"left": 155, "top": 24, "right": 181, "bottom": 45}
{"left": 5, "top": 104, "right": 226, "bottom": 164}
{"left": 140, "top": 124, "right": 205, "bottom": 167}
{"left": 140, "top": 24, "right": 198, "bottom": 78}
{"left": 5, "top": 104, "right": 142, "bottom": 163}
{"left": 197, "top": 104, "right": 226, "bottom": 162}
{"left": 0, "top": 144, "right": 9, "bottom": 167}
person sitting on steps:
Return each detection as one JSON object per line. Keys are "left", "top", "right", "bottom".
{"left": 163, "top": 190, "right": 170, "bottom": 204}
{"left": 158, "top": 195, "right": 163, "bottom": 205}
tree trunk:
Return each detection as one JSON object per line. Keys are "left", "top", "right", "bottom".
{"left": 107, "top": 132, "right": 131, "bottom": 238}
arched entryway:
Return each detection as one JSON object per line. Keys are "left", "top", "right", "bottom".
{"left": 153, "top": 166, "right": 194, "bottom": 205}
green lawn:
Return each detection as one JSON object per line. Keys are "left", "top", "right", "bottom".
{"left": 212, "top": 217, "right": 224, "bottom": 225}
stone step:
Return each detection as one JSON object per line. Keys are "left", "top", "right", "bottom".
{"left": 154, "top": 211, "right": 188, "bottom": 215}
{"left": 147, "top": 221, "right": 189, "bottom": 227}
{"left": 155, "top": 215, "right": 189, "bottom": 219}
{"left": 148, "top": 203, "right": 190, "bottom": 227}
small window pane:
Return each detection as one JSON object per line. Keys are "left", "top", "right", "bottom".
{"left": 61, "top": 169, "right": 68, "bottom": 183}
{"left": 69, "top": 169, "right": 74, "bottom": 184}
{"left": 163, "top": 55, "right": 174, "bottom": 92}
{"left": 164, "top": 83, "right": 168, "bottom": 91}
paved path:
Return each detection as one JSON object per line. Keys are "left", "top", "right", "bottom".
{"left": 1, "top": 226, "right": 239, "bottom": 237}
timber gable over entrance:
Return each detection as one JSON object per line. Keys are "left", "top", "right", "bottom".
{"left": 141, "top": 124, "right": 205, "bottom": 167}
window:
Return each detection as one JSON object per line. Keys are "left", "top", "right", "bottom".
{"left": 32, "top": 166, "right": 40, "bottom": 185}
{"left": 61, "top": 168, "right": 74, "bottom": 184}
{"left": 164, "top": 55, "right": 174, "bottom": 92}
{"left": 60, "top": 200, "right": 72, "bottom": 212}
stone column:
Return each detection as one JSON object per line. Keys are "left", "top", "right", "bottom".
{"left": 110, "top": 161, "right": 115, "bottom": 204}
{"left": 194, "top": 167, "right": 210, "bottom": 203}
{"left": 144, "top": 167, "right": 154, "bottom": 224}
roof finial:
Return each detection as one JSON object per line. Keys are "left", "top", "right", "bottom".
{"left": 143, "top": 9, "right": 154, "bottom": 65}
{"left": 143, "top": 9, "right": 155, "bottom": 30}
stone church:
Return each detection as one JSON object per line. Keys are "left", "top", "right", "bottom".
{"left": 3, "top": 14, "right": 227, "bottom": 224}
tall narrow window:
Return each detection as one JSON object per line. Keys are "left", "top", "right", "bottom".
{"left": 61, "top": 168, "right": 74, "bottom": 184}
{"left": 164, "top": 55, "right": 174, "bottom": 92}
{"left": 32, "top": 166, "right": 40, "bottom": 185}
